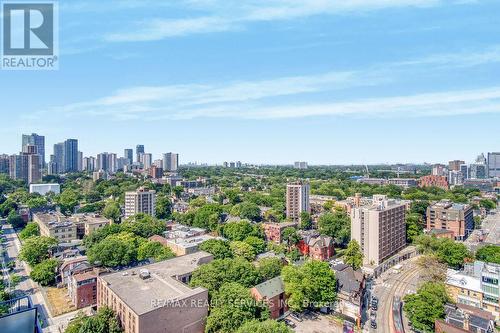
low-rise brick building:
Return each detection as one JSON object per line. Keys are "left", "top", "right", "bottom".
{"left": 262, "top": 222, "right": 298, "bottom": 244}
{"left": 251, "top": 276, "right": 287, "bottom": 319}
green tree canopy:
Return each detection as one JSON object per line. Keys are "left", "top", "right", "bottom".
{"left": 230, "top": 241, "right": 256, "bottom": 261}
{"left": 281, "top": 260, "right": 337, "bottom": 311}
{"left": 239, "top": 202, "right": 261, "bottom": 222}
{"left": 476, "top": 245, "right": 500, "bottom": 264}
{"left": 7, "top": 210, "right": 26, "bottom": 229}
{"left": 243, "top": 236, "right": 266, "bottom": 255}
{"left": 102, "top": 201, "right": 121, "bottom": 223}
{"left": 137, "top": 241, "right": 175, "bottom": 261}
{"left": 222, "top": 220, "right": 262, "bottom": 241}
{"left": 30, "top": 259, "right": 59, "bottom": 286}
{"left": 19, "top": 223, "right": 39, "bottom": 240}
{"left": 64, "top": 306, "right": 122, "bottom": 333}
{"left": 87, "top": 232, "right": 144, "bottom": 267}
{"left": 199, "top": 239, "right": 233, "bottom": 259}
{"left": 299, "top": 211, "right": 313, "bottom": 230}
{"left": 344, "top": 239, "right": 363, "bottom": 270}
{"left": 121, "top": 213, "right": 166, "bottom": 238}
{"left": 318, "top": 209, "right": 350, "bottom": 247}
{"left": 404, "top": 282, "right": 450, "bottom": 333}
{"left": 19, "top": 236, "right": 58, "bottom": 266}
{"left": 256, "top": 257, "right": 283, "bottom": 280}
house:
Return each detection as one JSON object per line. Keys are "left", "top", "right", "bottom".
{"left": 297, "top": 231, "right": 334, "bottom": 261}
{"left": 162, "top": 224, "right": 222, "bottom": 256}
{"left": 332, "top": 263, "right": 365, "bottom": 327}
{"left": 428, "top": 228, "right": 455, "bottom": 239}
{"left": 251, "top": 276, "right": 287, "bottom": 319}
{"left": 435, "top": 303, "right": 495, "bottom": 333}
{"left": 262, "top": 222, "right": 298, "bottom": 244}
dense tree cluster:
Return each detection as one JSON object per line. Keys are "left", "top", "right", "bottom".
{"left": 414, "top": 235, "right": 471, "bottom": 269}
{"left": 404, "top": 282, "right": 450, "bottom": 332}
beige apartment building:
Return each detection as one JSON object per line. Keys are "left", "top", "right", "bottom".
{"left": 124, "top": 187, "right": 156, "bottom": 219}
{"left": 286, "top": 181, "right": 310, "bottom": 221}
{"left": 33, "top": 212, "right": 111, "bottom": 242}
{"left": 97, "top": 252, "right": 213, "bottom": 333}
{"left": 350, "top": 195, "right": 406, "bottom": 266}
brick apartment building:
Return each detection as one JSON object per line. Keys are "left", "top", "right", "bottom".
{"left": 427, "top": 200, "right": 474, "bottom": 240}
{"left": 97, "top": 252, "right": 213, "bottom": 333}
{"left": 419, "top": 175, "right": 449, "bottom": 190}
{"left": 69, "top": 270, "right": 98, "bottom": 309}
{"left": 262, "top": 222, "right": 298, "bottom": 244}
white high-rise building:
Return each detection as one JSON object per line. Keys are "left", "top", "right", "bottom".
{"left": 286, "top": 181, "right": 310, "bottom": 221}
{"left": 124, "top": 187, "right": 156, "bottom": 219}
{"left": 143, "top": 153, "right": 153, "bottom": 170}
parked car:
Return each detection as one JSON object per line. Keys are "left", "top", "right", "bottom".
{"left": 370, "top": 320, "right": 377, "bottom": 329}
{"left": 289, "top": 312, "right": 303, "bottom": 322}
{"left": 284, "top": 319, "right": 296, "bottom": 328}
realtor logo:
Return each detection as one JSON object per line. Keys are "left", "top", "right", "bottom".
{"left": 1, "top": 1, "right": 58, "bottom": 70}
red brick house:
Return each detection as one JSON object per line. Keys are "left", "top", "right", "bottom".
{"left": 251, "top": 276, "right": 287, "bottom": 319}
{"left": 419, "top": 175, "right": 449, "bottom": 190}
{"left": 297, "top": 231, "right": 334, "bottom": 261}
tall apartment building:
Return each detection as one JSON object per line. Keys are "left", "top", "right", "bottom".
{"left": 53, "top": 142, "right": 65, "bottom": 173}
{"left": 64, "top": 139, "right": 79, "bottom": 173}
{"left": 449, "top": 160, "right": 465, "bottom": 172}
{"left": 163, "top": 153, "right": 179, "bottom": 172}
{"left": 142, "top": 153, "right": 152, "bottom": 170}
{"left": 124, "top": 149, "right": 133, "bottom": 165}
{"left": 22, "top": 133, "right": 45, "bottom": 167}
{"left": 83, "top": 156, "right": 96, "bottom": 172}
{"left": 426, "top": 200, "right": 474, "bottom": 240}
{"left": 286, "top": 181, "right": 310, "bottom": 221}
{"left": 470, "top": 163, "right": 487, "bottom": 179}
{"left": 97, "top": 252, "right": 213, "bottom": 333}
{"left": 124, "top": 187, "right": 156, "bottom": 219}
{"left": 136, "top": 145, "right": 145, "bottom": 163}
{"left": 446, "top": 261, "right": 500, "bottom": 320}
{"left": 350, "top": 195, "right": 406, "bottom": 266}
{"left": 432, "top": 164, "right": 448, "bottom": 176}
{"left": 77, "top": 151, "right": 83, "bottom": 172}
{"left": 9, "top": 146, "right": 41, "bottom": 184}
{"left": 96, "top": 152, "right": 109, "bottom": 171}
{"left": 0, "top": 154, "right": 9, "bottom": 174}
{"left": 294, "top": 161, "right": 308, "bottom": 169}
{"left": 487, "top": 152, "right": 500, "bottom": 178}
{"left": 108, "top": 153, "right": 118, "bottom": 173}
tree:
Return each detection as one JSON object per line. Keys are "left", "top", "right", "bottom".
{"left": 257, "top": 257, "right": 283, "bottom": 280}
{"left": 236, "top": 320, "right": 292, "bottom": 333}
{"left": 299, "top": 212, "right": 312, "bottom": 230}
{"left": 137, "top": 241, "right": 175, "bottom": 261}
{"left": 404, "top": 282, "right": 450, "bottom": 333}
{"left": 30, "top": 259, "right": 59, "bottom": 286}
{"left": 7, "top": 210, "right": 25, "bottom": 229}
{"left": 155, "top": 195, "right": 172, "bottom": 219}
{"left": 121, "top": 213, "right": 166, "bottom": 238}
{"left": 19, "top": 223, "right": 39, "bottom": 240}
{"left": 230, "top": 241, "right": 256, "bottom": 261}
{"left": 243, "top": 236, "right": 266, "bottom": 254}
{"left": 103, "top": 201, "right": 121, "bottom": 223}
{"left": 83, "top": 223, "right": 122, "bottom": 249}
{"left": 282, "top": 227, "right": 300, "bottom": 247}
{"left": 435, "top": 239, "right": 471, "bottom": 269}
{"left": 19, "top": 236, "right": 58, "bottom": 266}
{"left": 406, "top": 213, "right": 423, "bottom": 243}
{"left": 193, "top": 204, "right": 223, "bottom": 231}
{"left": 476, "top": 245, "right": 500, "bottom": 264}
{"left": 172, "top": 185, "right": 184, "bottom": 199}
{"left": 281, "top": 260, "right": 337, "bottom": 311}
{"left": 57, "top": 188, "right": 81, "bottom": 214}
{"left": 65, "top": 306, "right": 122, "bottom": 333}
{"left": 318, "top": 209, "right": 350, "bottom": 246}
{"left": 344, "top": 240, "right": 363, "bottom": 270}
{"left": 222, "top": 220, "right": 261, "bottom": 241}
{"left": 190, "top": 258, "right": 261, "bottom": 294}
{"left": 199, "top": 239, "right": 233, "bottom": 259}
{"left": 417, "top": 256, "right": 447, "bottom": 283}
{"left": 479, "top": 199, "right": 496, "bottom": 211}
{"left": 239, "top": 202, "right": 261, "bottom": 222}
{"left": 87, "top": 232, "right": 143, "bottom": 267}
{"left": 206, "top": 282, "right": 269, "bottom": 333}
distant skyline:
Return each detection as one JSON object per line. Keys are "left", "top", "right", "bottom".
{"left": 1, "top": 1, "right": 499, "bottom": 164}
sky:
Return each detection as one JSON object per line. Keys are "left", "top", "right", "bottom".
{"left": 1, "top": 0, "right": 500, "bottom": 165}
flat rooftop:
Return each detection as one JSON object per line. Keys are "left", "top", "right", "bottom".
{"left": 99, "top": 251, "right": 213, "bottom": 315}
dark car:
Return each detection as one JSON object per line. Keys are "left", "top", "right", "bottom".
{"left": 289, "top": 312, "right": 303, "bottom": 322}
{"left": 284, "top": 319, "right": 296, "bottom": 328}
{"left": 370, "top": 320, "right": 377, "bottom": 329}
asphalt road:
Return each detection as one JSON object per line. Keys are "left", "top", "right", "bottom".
{"left": 370, "top": 256, "right": 422, "bottom": 333}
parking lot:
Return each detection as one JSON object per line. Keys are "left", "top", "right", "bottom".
{"left": 284, "top": 311, "right": 345, "bottom": 333}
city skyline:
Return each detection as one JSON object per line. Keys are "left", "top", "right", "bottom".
{"left": 1, "top": 1, "right": 500, "bottom": 163}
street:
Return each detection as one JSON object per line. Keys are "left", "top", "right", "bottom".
{"left": 369, "top": 256, "right": 422, "bottom": 333}
{"left": 1, "top": 224, "right": 89, "bottom": 333}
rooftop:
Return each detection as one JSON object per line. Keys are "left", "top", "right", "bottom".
{"left": 445, "top": 269, "right": 482, "bottom": 293}
{"left": 99, "top": 252, "right": 213, "bottom": 315}
{"left": 253, "top": 276, "right": 285, "bottom": 299}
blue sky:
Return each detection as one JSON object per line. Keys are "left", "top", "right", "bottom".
{"left": 1, "top": 0, "right": 500, "bottom": 165}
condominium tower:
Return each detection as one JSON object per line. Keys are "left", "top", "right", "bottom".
{"left": 286, "top": 181, "right": 310, "bottom": 221}
{"left": 350, "top": 195, "right": 406, "bottom": 266}
{"left": 124, "top": 187, "right": 156, "bottom": 219}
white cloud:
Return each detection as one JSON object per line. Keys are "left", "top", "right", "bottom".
{"left": 103, "top": 0, "right": 467, "bottom": 41}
